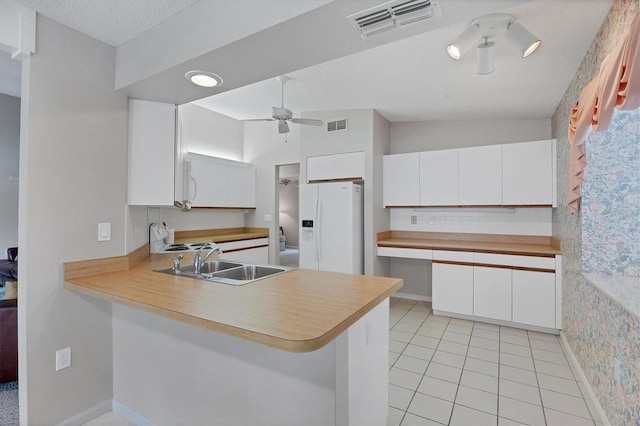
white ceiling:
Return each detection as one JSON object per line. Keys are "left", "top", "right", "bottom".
{"left": 2, "top": 0, "right": 613, "bottom": 123}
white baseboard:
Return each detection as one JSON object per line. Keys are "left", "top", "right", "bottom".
{"left": 113, "top": 399, "right": 156, "bottom": 426}
{"left": 393, "top": 292, "right": 432, "bottom": 302}
{"left": 559, "top": 332, "right": 610, "bottom": 425}
{"left": 57, "top": 400, "right": 112, "bottom": 426}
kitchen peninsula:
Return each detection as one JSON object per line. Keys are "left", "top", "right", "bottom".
{"left": 64, "top": 236, "right": 402, "bottom": 425}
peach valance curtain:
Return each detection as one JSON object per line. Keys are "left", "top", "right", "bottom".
{"left": 568, "top": 12, "right": 640, "bottom": 213}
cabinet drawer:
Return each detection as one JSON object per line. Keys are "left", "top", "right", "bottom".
{"left": 214, "top": 238, "right": 268, "bottom": 252}
{"left": 473, "top": 253, "right": 556, "bottom": 270}
{"left": 377, "top": 247, "right": 432, "bottom": 259}
{"left": 433, "top": 250, "right": 474, "bottom": 263}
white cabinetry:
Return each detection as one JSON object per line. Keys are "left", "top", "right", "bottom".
{"left": 512, "top": 270, "right": 556, "bottom": 328}
{"left": 383, "top": 139, "right": 555, "bottom": 207}
{"left": 383, "top": 153, "right": 420, "bottom": 207}
{"left": 307, "top": 151, "right": 364, "bottom": 182}
{"left": 473, "top": 266, "right": 512, "bottom": 321}
{"left": 419, "top": 150, "right": 458, "bottom": 206}
{"left": 432, "top": 251, "right": 474, "bottom": 316}
{"left": 430, "top": 250, "right": 560, "bottom": 330}
{"left": 128, "top": 99, "right": 176, "bottom": 206}
{"left": 186, "top": 153, "right": 256, "bottom": 209}
{"left": 503, "top": 140, "right": 554, "bottom": 206}
{"left": 458, "top": 145, "right": 502, "bottom": 205}
{"left": 217, "top": 238, "right": 269, "bottom": 264}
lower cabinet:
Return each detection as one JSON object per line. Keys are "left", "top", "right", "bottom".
{"left": 431, "top": 251, "right": 559, "bottom": 330}
{"left": 220, "top": 246, "right": 268, "bottom": 264}
{"left": 512, "top": 270, "right": 556, "bottom": 328}
{"left": 432, "top": 263, "right": 473, "bottom": 316}
{"left": 473, "top": 266, "right": 512, "bottom": 322}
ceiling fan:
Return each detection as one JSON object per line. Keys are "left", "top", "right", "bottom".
{"left": 243, "top": 76, "right": 323, "bottom": 134}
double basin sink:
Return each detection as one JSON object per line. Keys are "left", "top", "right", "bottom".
{"left": 154, "top": 260, "right": 294, "bottom": 286}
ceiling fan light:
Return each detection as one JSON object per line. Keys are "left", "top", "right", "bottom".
{"left": 446, "top": 24, "right": 482, "bottom": 59}
{"left": 476, "top": 40, "right": 495, "bottom": 75}
{"left": 278, "top": 120, "right": 290, "bottom": 134}
{"left": 504, "top": 23, "right": 541, "bottom": 58}
{"left": 185, "top": 70, "right": 223, "bottom": 87}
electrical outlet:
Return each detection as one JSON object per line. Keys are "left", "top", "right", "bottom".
{"left": 56, "top": 347, "right": 71, "bottom": 371}
{"left": 411, "top": 215, "right": 417, "bottom": 225}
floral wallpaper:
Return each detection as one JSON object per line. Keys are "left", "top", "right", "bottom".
{"left": 552, "top": 0, "right": 640, "bottom": 425}
{"left": 581, "top": 109, "right": 640, "bottom": 277}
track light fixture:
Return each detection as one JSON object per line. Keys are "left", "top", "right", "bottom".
{"left": 446, "top": 13, "right": 541, "bottom": 75}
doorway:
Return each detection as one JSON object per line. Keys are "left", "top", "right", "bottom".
{"left": 277, "top": 164, "right": 299, "bottom": 267}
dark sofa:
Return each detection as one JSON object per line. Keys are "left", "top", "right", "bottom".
{"left": 0, "top": 298, "right": 18, "bottom": 382}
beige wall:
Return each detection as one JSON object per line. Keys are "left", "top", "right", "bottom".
{"left": 19, "top": 16, "right": 128, "bottom": 424}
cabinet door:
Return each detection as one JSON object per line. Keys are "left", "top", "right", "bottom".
{"left": 502, "top": 140, "right": 553, "bottom": 205}
{"left": 189, "top": 155, "right": 211, "bottom": 207}
{"left": 221, "top": 247, "right": 268, "bottom": 264}
{"left": 383, "top": 153, "right": 420, "bottom": 206}
{"left": 209, "top": 160, "right": 228, "bottom": 207}
{"left": 307, "top": 152, "right": 364, "bottom": 182}
{"left": 458, "top": 145, "right": 502, "bottom": 205}
{"left": 226, "top": 164, "right": 244, "bottom": 208}
{"left": 420, "top": 149, "right": 459, "bottom": 205}
{"left": 474, "top": 266, "right": 512, "bottom": 321}
{"left": 128, "top": 99, "right": 176, "bottom": 206}
{"left": 432, "top": 262, "right": 473, "bottom": 315}
{"left": 512, "top": 270, "right": 555, "bottom": 328}
{"left": 241, "top": 166, "right": 256, "bottom": 208}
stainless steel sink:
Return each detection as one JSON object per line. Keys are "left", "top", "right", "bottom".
{"left": 182, "top": 261, "right": 242, "bottom": 275}
{"left": 154, "top": 261, "right": 293, "bottom": 286}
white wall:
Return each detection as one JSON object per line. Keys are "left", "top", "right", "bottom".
{"left": 299, "top": 109, "right": 390, "bottom": 276}
{"left": 179, "top": 103, "right": 244, "bottom": 161}
{"left": 390, "top": 119, "right": 551, "bottom": 153}
{"left": 19, "top": 16, "right": 128, "bottom": 424}
{"left": 0, "top": 93, "right": 20, "bottom": 252}
{"left": 243, "top": 121, "right": 300, "bottom": 264}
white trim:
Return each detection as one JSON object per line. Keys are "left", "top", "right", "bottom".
{"left": 432, "top": 310, "right": 560, "bottom": 334}
{"left": 393, "top": 292, "right": 431, "bottom": 302}
{"left": 559, "top": 332, "right": 610, "bottom": 426}
{"left": 56, "top": 400, "right": 112, "bottom": 426}
{"left": 113, "top": 399, "right": 157, "bottom": 426}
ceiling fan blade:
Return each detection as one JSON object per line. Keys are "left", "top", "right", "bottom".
{"left": 291, "top": 118, "right": 323, "bottom": 126}
{"left": 278, "top": 119, "right": 290, "bottom": 134}
{"left": 242, "top": 118, "right": 275, "bottom": 122}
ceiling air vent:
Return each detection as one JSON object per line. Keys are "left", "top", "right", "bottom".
{"left": 346, "top": 0, "right": 442, "bottom": 39}
{"left": 327, "top": 118, "right": 348, "bottom": 133}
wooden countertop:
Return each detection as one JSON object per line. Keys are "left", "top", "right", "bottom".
{"left": 377, "top": 231, "right": 561, "bottom": 256}
{"left": 64, "top": 245, "right": 403, "bottom": 353}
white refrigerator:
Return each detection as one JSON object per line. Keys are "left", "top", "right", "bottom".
{"left": 299, "top": 181, "right": 364, "bottom": 274}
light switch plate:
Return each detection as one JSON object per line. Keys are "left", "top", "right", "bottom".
{"left": 98, "top": 222, "right": 111, "bottom": 241}
{"left": 263, "top": 214, "right": 272, "bottom": 222}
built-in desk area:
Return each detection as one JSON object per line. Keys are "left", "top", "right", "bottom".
{"left": 378, "top": 231, "right": 562, "bottom": 333}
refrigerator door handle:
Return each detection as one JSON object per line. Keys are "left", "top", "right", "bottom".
{"left": 316, "top": 195, "right": 322, "bottom": 265}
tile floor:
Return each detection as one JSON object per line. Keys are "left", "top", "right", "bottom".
{"left": 388, "top": 298, "right": 602, "bottom": 426}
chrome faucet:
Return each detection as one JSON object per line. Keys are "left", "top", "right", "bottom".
{"left": 173, "top": 254, "right": 184, "bottom": 275}
{"left": 193, "top": 246, "right": 223, "bottom": 275}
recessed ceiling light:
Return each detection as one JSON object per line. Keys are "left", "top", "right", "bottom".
{"left": 185, "top": 70, "right": 223, "bottom": 88}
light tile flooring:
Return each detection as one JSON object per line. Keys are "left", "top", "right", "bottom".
{"left": 388, "top": 298, "right": 602, "bottom": 426}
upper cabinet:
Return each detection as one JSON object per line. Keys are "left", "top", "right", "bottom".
{"left": 383, "top": 139, "right": 556, "bottom": 208}
{"left": 383, "top": 152, "right": 420, "bottom": 207}
{"left": 128, "top": 99, "right": 177, "bottom": 206}
{"left": 502, "top": 140, "right": 555, "bottom": 206}
{"left": 419, "top": 149, "right": 459, "bottom": 206}
{"left": 458, "top": 145, "right": 502, "bottom": 205}
{"left": 307, "top": 151, "right": 364, "bottom": 183}
{"left": 186, "top": 153, "right": 256, "bottom": 209}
